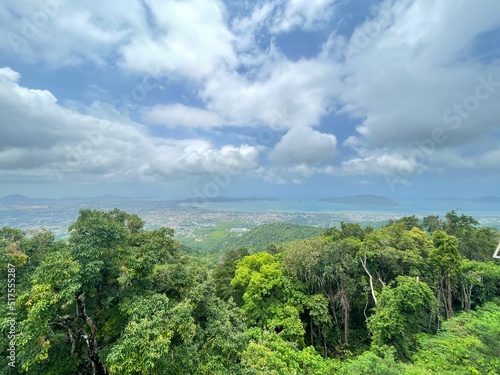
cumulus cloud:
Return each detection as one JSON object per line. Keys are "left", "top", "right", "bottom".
{"left": 0, "top": 0, "right": 236, "bottom": 80}
{"left": 0, "top": 68, "right": 260, "bottom": 182}
{"left": 339, "top": 0, "right": 500, "bottom": 148}
{"left": 474, "top": 148, "right": 500, "bottom": 169}
{"left": 0, "top": 0, "right": 342, "bottom": 135}
{"left": 254, "top": 162, "right": 335, "bottom": 185}
{"left": 119, "top": 0, "right": 237, "bottom": 79}
{"left": 438, "top": 148, "right": 500, "bottom": 170}
{"left": 142, "top": 104, "right": 224, "bottom": 129}
{"left": 269, "top": 126, "right": 337, "bottom": 164}
{"left": 0, "top": 0, "right": 142, "bottom": 66}
{"left": 1, "top": 0, "right": 500, "bottom": 188}
{"left": 271, "top": 0, "right": 337, "bottom": 33}
{"left": 340, "top": 153, "right": 424, "bottom": 177}
{"left": 202, "top": 57, "right": 341, "bottom": 129}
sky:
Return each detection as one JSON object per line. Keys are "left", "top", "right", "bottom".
{"left": 0, "top": 0, "right": 500, "bottom": 200}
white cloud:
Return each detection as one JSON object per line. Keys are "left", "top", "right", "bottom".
{"left": 271, "top": 0, "right": 337, "bottom": 33}
{"left": 202, "top": 56, "right": 341, "bottom": 129}
{"left": 340, "top": 152, "right": 424, "bottom": 177}
{"left": 232, "top": 0, "right": 336, "bottom": 43}
{"left": 287, "top": 164, "right": 335, "bottom": 177}
{"left": 339, "top": 0, "right": 500, "bottom": 148}
{"left": 269, "top": 126, "right": 336, "bottom": 164}
{"left": 328, "top": 0, "right": 500, "bottom": 181}
{"left": 2, "top": 0, "right": 499, "bottom": 188}
{"left": 440, "top": 148, "right": 500, "bottom": 170}
{"left": 475, "top": 148, "right": 500, "bottom": 169}
{"left": 0, "top": 0, "right": 342, "bottom": 131}
{"left": 253, "top": 162, "right": 335, "bottom": 185}
{"left": 259, "top": 168, "right": 287, "bottom": 185}
{"left": 142, "top": 104, "right": 224, "bottom": 129}
{"left": 231, "top": 2, "right": 275, "bottom": 52}
{"left": 0, "top": 0, "right": 236, "bottom": 80}
{"left": 0, "top": 68, "right": 260, "bottom": 182}
{"left": 0, "top": 0, "right": 141, "bottom": 66}
{"left": 119, "top": 0, "right": 237, "bottom": 79}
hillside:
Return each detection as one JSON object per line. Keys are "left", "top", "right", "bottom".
{"left": 0, "top": 194, "right": 33, "bottom": 203}
{"left": 2, "top": 208, "right": 500, "bottom": 374}
{"left": 215, "top": 222, "right": 324, "bottom": 251}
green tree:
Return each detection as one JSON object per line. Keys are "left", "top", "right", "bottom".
{"left": 386, "top": 215, "right": 423, "bottom": 231}
{"left": 410, "top": 301, "right": 500, "bottom": 374}
{"left": 430, "top": 231, "right": 462, "bottom": 319}
{"left": 320, "top": 238, "right": 361, "bottom": 346}
{"left": 362, "top": 223, "right": 428, "bottom": 291}
{"left": 339, "top": 222, "right": 366, "bottom": 240}
{"left": 281, "top": 238, "right": 333, "bottom": 354}
{"left": 212, "top": 247, "right": 249, "bottom": 302}
{"left": 241, "top": 329, "right": 338, "bottom": 375}
{"left": 459, "top": 260, "right": 500, "bottom": 311}
{"left": 2, "top": 210, "right": 184, "bottom": 374}
{"left": 231, "top": 252, "right": 310, "bottom": 343}
{"left": 106, "top": 294, "right": 196, "bottom": 375}
{"left": 368, "top": 276, "right": 437, "bottom": 360}
{"left": 338, "top": 346, "right": 404, "bottom": 375}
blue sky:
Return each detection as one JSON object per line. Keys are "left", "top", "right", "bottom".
{"left": 0, "top": 0, "right": 499, "bottom": 199}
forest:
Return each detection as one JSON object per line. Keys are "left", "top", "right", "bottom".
{"left": 1, "top": 208, "right": 500, "bottom": 374}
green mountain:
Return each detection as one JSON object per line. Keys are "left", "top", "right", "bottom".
{"left": 215, "top": 222, "right": 324, "bottom": 251}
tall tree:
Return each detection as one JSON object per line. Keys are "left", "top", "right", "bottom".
{"left": 430, "top": 231, "right": 462, "bottom": 319}
{"left": 320, "top": 238, "right": 361, "bottom": 346}
{"left": 231, "top": 252, "right": 309, "bottom": 343}
{"left": 368, "top": 276, "right": 437, "bottom": 360}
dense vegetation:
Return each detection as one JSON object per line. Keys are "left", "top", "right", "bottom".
{"left": 215, "top": 223, "right": 324, "bottom": 252}
{"left": 176, "top": 222, "right": 324, "bottom": 253}
{"left": 1, "top": 209, "right": 499, "bottom": 374}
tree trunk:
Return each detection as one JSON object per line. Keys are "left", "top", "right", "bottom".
{"left": 310, "top": 316, "right": 314, "bottom": 346}
{"left": 77, "top": 293, "right": 108, "bottom": 375}
{"left": 340, "top": 288, "right": 349, "bottom": 346}
{"left": 445, "top": 276, "right": 454, "bottom": 318}
{"left": 361, "top": 251, "right": 377, "bottom": 305}
{"left": 326, "top": 283, "right": 338, "bottom": 326}
{"left": 461, "top": 280, "right": 473, "bottom": 312}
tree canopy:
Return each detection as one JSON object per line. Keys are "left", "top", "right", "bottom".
{"left": 1, "top": 208, "right": 499, "bottom": 374}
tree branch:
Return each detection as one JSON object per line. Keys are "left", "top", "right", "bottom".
{"left": 76, "top": 293, "right": 108, "bottom": 375}
{"left": 360, "top": 250, "right": 377, "bottom": 306}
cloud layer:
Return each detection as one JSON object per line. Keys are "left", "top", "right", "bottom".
{"left": 0, "top": 67, "right": 260, "bottom": 183}
{"left": 0, "top": 0, "right": 499, "bottom": 192}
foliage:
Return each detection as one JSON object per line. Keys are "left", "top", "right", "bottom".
{"left": 410, "top": 301, "right": 500, "bottom": 374}
{"left": 368, "top": 276, "right": 437, "bottom": 360}
{"left": 241, "top": 329, "right": 339, "bottom": 375}
{"left": 106, "top": 295, "right": 197, "bottom": 375}
{"left": 231, "top": 252, "right": 310, "bottom": 342}
{"left": 338, "top": 346, "right": 404, "bottom": 375}
{"left": 1, "top": 209, "right": 499, "bottom": 374}
{"left": 423, "top": 210, "right": 498, "bottom": 261}
{"left": 212, "top": 247, "right": 249, "bottom": 302}
{"left": 217, "top": 223, "right": 324, "bottom": 252}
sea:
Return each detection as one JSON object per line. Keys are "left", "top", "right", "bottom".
{"left": 184, "top": 198, "right": 500, "bottom": 228}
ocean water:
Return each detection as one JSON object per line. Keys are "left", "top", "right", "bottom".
{"left": 185, "top": 198, "right": 500, "bottom": 227}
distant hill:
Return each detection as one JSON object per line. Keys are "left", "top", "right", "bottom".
{"left": 215, "top": 223, "right": 324, "bottom": 251}
{"left": 0, "top": 194, "right": 34, "bottom": 203}
{"left": 177, "top": 196, "right": 278, "bottom": 204}
{"left": 435, "top": 196, "right": 500, "bottom": 204}
{"left": 469, "top": 196, "right": 500, "bottom": 203}
{"left": 319, "top": 194, "right": 399, "bottom": 206}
